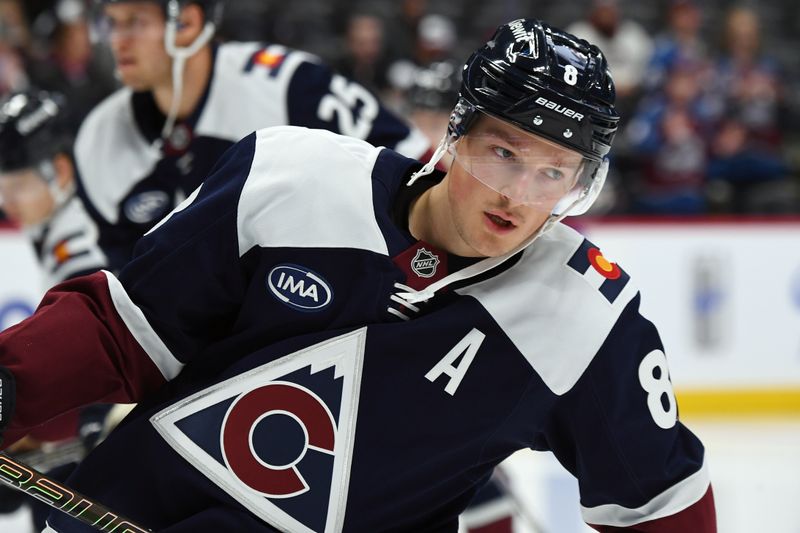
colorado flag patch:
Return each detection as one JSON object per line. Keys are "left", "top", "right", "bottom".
{"left": 567, "top": 239, "right": 630, "bottom": 303}
{"left": 246, "top": 47, "right": 288, "bottom": 77}
{"left": 151, "top": 329, "right": 366, "bottom": 533}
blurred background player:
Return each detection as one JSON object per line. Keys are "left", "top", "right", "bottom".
{"left": 77, "top": 0, "right": 432, "bottom": 272}
{"left": 0, "top": 89, "right": 105, "bottom": 286}
{"left": 0, "top": 88, "right": 117, "bottom": 532}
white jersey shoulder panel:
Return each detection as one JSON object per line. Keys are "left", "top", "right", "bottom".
{"left": 74, "top": 88, "right": 162, "bottom": 224}
{"left": 196, "top": 42, "right": 317, "bottom": 142}
{"left": 237, "top": 126, "right": 387, "bottom": 256}
{"left": 456, "top": 223, "right": 639, "bottom": 395}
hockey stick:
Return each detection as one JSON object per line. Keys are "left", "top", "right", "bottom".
{"left": 0, "top": 452, "right": 152, "bottom": 532}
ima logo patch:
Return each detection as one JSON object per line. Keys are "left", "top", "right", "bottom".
{"left": 151, "top": 329, "right": 366, "bottom": 533}
{"left": 123, "top": 191, "right": 171, "bottom": 224}
{"left": 268, "top": 264, "right": 333, "bottom": 312}
{"left": 567, "top": 239, "right": 630, "bottom": 303}
{"left": 411, "top": 248, "right": 440, "bottom": 278}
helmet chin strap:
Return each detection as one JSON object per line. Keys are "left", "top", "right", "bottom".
{"left": 407, "top": 132, "right": 451, "bottom": 186}
{"left": 161, "top": 0, "right": 217, "bottom": 139}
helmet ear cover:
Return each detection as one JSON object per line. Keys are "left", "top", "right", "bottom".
{"left": 446, "top": 98, "right": 478, "bottom": 144}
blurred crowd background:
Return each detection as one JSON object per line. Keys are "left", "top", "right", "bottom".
{"left": 1, "top": 0, "right": 800, "bottom": 218}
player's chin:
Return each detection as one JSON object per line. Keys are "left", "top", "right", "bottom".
{"left": 115, "top": 71, "right": 147, "bottom": 90}
{"left": 471, "top": 233, "right": 522, "bottom": 258}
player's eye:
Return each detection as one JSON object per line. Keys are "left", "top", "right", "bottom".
{"left": 540, "top": 167, "right": 565, "bottom": 181}
{"left": 492, "top": 146, "right": 515, "bottom": 160}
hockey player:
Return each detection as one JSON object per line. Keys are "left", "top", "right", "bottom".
{"left": 79, "top": 0, "right": 432, "bottom": 271}
{"left": 0, "top": 90, "right": 106, "bottom": 290}
{"left": 0, "top": 18, "right": 716, "bottom": 533}
{"left": 0, "top": 89, "right": 113, "bottom": 531}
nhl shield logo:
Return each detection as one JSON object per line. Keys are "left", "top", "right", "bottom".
{"left": 411, "top": 248, "right": 440, "bottom": 278}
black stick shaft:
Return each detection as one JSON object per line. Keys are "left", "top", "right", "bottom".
{"left": 0, "top": 452, "right": 151, "bottom": 532}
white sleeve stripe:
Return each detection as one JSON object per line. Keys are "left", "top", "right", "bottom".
{"left": 103, "top": 270, "right": 185, "bottom": 381}
{"left": 580, "top": 458, "right": 711, "bottom": 527}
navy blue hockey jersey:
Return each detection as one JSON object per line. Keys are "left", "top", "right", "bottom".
{"left": 2, "top": 127, "right": 714, "bottom": 532}
{"left": 73, "top": 41, "right": 431, "bottom": 272}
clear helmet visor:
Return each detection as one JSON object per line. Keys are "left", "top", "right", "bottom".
{"left": 450, "top": 112, "right": 602, "bottom": 214}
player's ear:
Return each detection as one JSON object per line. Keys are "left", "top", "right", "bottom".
{"left": 52, "top": 153, "right": 75, "bottom": 192}
{"left": 175, "top": 3, "right": 204, "bottom": 45}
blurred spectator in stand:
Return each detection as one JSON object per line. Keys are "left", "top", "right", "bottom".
{"left": 705, "top": 6, "right": 795, "bottom": 213}
{"left": 0, "top": 0, "right": 31, "bottom": 50}
{"left": 0, "top": 0, "right": 29, "bottom": 97}
{"left": 0, "top": 89, "right": 107, "bottom": 301}
{"left": 413, "top": 14, "right": 457, "bottom": 65}
{"left": 566, "top": 0, "right": 655, "bottom": 214}
{"left": 383, "top": 0, "right": 428, "bottom": 64}
{"left": 387, "top": 13, "right": 458, "bottom": 107}
{"left": 215, "top": 0, "right": 271, "bottom": 42}
{"left": 625, "top": 62, "right": 714, "bottom": 214}
{"left": 642, "top": 0, "right": 708, "bottom": 96}
{"left": 0, "top": 26, "right": 26, "bottom": 95}
{"left": 566, "top": 0, "right": 653, "bottom": 118}
{"left": 331, "top": 12, "right": 390, "bottom": 96}
{"left": 25, "top": 0, "right": 119, "bottom": 134}
{"left": 15, "top": 0, "right": 53, "bottom": 29}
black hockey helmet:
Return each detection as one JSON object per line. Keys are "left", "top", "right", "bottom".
{"left": 453, "top": 18, "right": 618, "bottom": 162}
{"left": 445, "top": 18, "right": 619, "bottom": 215}
{"left": 0, "top": 90, "right": 71, "bottom": 173}
{"left": 407, "top": 60, "right": 462, "bottom": 112}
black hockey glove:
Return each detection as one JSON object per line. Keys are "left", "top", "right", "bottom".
{"left": 0, "top": 365, "right": 16, "bottom": 447}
